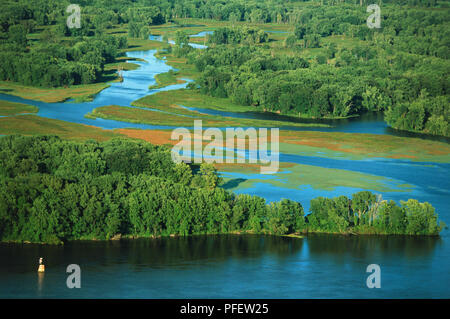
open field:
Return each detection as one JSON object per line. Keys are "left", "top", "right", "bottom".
{"left": 0, "top": 101, "right": 38, "bottom": 116}
{"left": 0, "top": 115, "right": 122, "bottom": 141}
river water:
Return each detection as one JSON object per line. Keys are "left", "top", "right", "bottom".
{"left": 0, "top": 37, "right": 448, "bottom": 298}
{"left": 0, "top": 235, "right": 447, "bottom": 298}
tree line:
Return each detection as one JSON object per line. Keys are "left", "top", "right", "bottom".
{"left": 0, "top": 0, "right": 130, "bottom": 87}
{"left": 0, "top": 33, "right": 127, "bottom": 87}
{"left": 0, "top": 136, "right": 444, "bottom": 244}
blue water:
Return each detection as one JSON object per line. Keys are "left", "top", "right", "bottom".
{"left": 0, "top": 38, "right": 449, "bottom": 299}
{"left": 0, "top": 235, "right": 447, "bottom": 298}
{"left": 189, "top": 31, "right": 213, "bottom": 37}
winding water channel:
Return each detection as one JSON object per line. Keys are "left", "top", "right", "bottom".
{"left": 0, "top": 40, "right": 449, "bottom": 298}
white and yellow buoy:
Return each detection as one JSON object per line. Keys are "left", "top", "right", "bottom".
{"left": 38, "top": 257, "right": 45, "bottom": 272}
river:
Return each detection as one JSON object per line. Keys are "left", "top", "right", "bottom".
{"left": 0, "top": 235, "right": 448, "bottom": 298}
{"left": 0, "top": 36, "right": 448, "bottom": 298}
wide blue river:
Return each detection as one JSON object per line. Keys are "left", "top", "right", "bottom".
{"left": 0, "top": 42, "right": 448, "bottom": 298}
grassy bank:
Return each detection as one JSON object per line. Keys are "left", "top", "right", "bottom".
{"left": 0, "top": 81, "right": 112, "bottom": 103}
{"left": 0, "top": 101, "right": 38, "bottom": 116}
{"left": 155, "top": 50, "right": 201, "bottom": 79}
{"left": 149, "top": 70, "right": 186, "bottom": 89}
{"left": 0, "top": 114, "right": 123, "bottom": 141}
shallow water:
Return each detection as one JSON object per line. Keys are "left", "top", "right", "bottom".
{"left": 0, "top": 41, "right": 449, "bottom": 299}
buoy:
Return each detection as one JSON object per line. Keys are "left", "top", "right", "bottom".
{"left": 38, "top": 257, "right": 45, "bottom": 272}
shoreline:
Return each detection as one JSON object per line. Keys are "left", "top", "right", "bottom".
{"left": 1, "top": 229, "right": 442, "bottom": 246}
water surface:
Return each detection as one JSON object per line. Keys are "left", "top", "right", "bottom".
{"left": 0, "top": 235, "right": 447, "bottom": 298}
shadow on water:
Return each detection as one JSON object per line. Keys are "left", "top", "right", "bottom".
{"left": 306, "top": 234, "right": 441, "bottom": 260}
{"left": 221, "top": 178, "right": 247, "bottom": 190}
{"left": 183, "top": 107, "right": 385, "bottom": 126}
{"left": 0, "top": 235, "right": 304, "bottom": 272}
{"left": 385, "top": 126, "right": 450, "bottom": 143}
{"left": 184, "top": 107, "right": 450, "bottom": 142}
{"left": 0, "top": 234, "right": 440, "bottom": 272}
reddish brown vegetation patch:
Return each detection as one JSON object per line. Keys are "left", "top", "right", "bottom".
{"left": 116, "top": 129, "right": 175, "bottom": 145}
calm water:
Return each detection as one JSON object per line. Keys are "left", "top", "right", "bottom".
{"left": 0, "top": 39, "right": 449, "bottom": 298}
{"left": 0, "top": 235, "right": 448, "bottom": 298}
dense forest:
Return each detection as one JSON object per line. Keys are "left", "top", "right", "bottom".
{"left": 0, "top": 1, "right": 131, "bottom": 87}
{"left": 0, "top": 136, "right": 444, "bottom": 244}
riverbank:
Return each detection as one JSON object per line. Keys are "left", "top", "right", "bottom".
{"left": 0, "top": 115, "right": 123, "bottom": 141}
{"left": 86, "top": 104, "right": 331, "bottom": 129}
{"left": 0, "top": 100, "right": 38, "bottom": 116}
{"left": 2, "top": 225, "right": 443, "bottom": 246}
